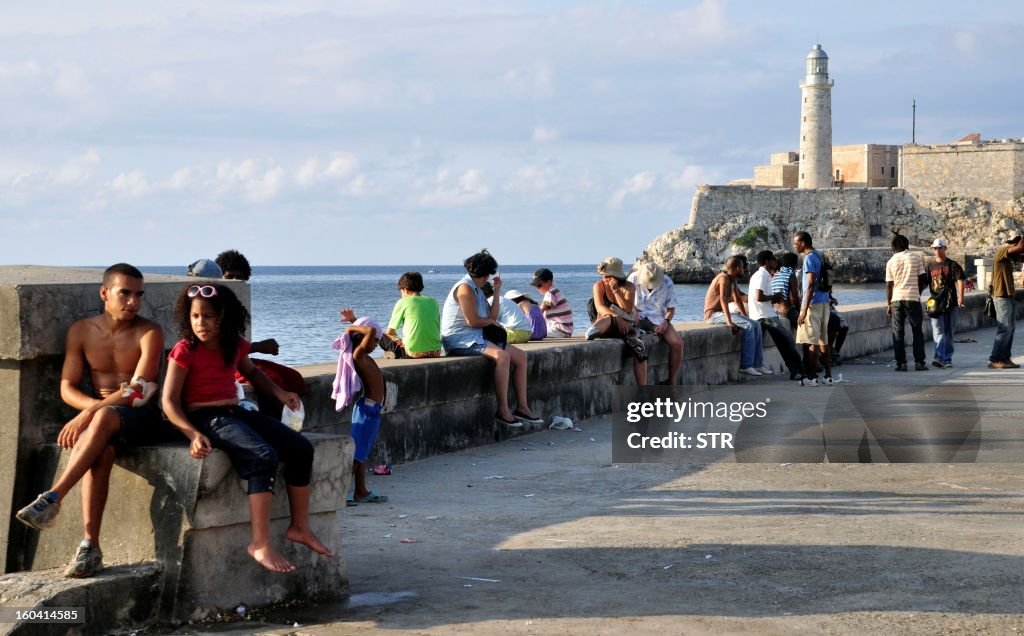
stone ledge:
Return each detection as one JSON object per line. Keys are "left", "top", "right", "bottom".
{"left": 22, "top": 433, "right": 353, "bottom": 622}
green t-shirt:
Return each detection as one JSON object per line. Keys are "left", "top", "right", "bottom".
{"left": 387, "top": 295, "right": 442, "bottom": 354}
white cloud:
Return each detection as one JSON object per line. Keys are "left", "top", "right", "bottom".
{"left": 953, "top": 30, "right": 976, "bottom": 54}
{"left": 54, "top": 150, "right": 101, "bottom": 185}
{"left": 53, "top": 61, "right": 93, "bottom": 100}
{"left": 505, "top": 165, "right": 557, "bottom": 196}
{"left": 501, "top": 62, "right": 554, "bottom": 98}
{"left": 608, "top": 171, "right": 656, "bottom": 209}
{"left": 665, "top": 165, "right": 716, "bottom": 192}
{"left": 419, "top": 168, "right": 490, "bottom": 207}
{"left": 110, "top": 170, "right": 150, "bottom": 197}
{"left": 532, "top": 125, "right": 559, "bottom": 143}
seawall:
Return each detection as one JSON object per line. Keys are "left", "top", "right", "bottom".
{"left": 298, "top": 290, "right": 1017, "bottom": 465}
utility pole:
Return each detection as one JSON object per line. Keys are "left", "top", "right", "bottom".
{"left": 912, "top": 98, "right": 916, "bottom": 144}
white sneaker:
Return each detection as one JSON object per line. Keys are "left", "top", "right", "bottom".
{"left": 739, "top": 367, "right": 763, "bottom": 377}
{"left": 822, "top": 376, "right": 834, "bottom": 386}
{"left": 800, "top": 377, "right": 819, "bottom": 387}
{"left": 756, "top": 367, "right": 774, "bottom": 375}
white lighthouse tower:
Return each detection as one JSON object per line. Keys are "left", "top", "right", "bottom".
{"left": 798, "top": 44, "right": 834, "bottom": 189}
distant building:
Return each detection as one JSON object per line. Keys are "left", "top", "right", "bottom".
{"left": 900, "top": 135, "right": 1024, "bottom": 205}
{"left": 833, "top": 144, "right": 899, "bottom": 187}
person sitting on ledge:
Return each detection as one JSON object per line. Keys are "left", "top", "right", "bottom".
{"left": 214, "top": 249, "right": 309, "bottom": 416}
{"left": 483, "top": 282, "right": 533, "bottom": 345}
{"left": 586, "top": 257, "right": 649, "bottom": 386}
{"left": 16, "top": 263, "right": 182, "bottom": 578}
{"left": 162, "top": 283, "right": 334, "bottom": 573}
{"left": 628, "top": 262, "right": 684, "bottom": 385}
{"left": 379, "top": 271, "right": 442, "bottom": 359}
{"left": 441, "top": 249, "right": 544, "bottom": 428}
{"left": 703, "top": 256, "right": 766, "bottom": 378}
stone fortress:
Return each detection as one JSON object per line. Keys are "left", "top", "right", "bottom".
{"left": 642, "top": 44, "right": 1024, "bottom": 283}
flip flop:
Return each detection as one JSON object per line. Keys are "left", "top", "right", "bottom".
{"left": 512, "top": 409, "right": 544, "bottom": 425}
{"left": 495, "top": 412, "right": 523, "bottom": 428}
{"left": 356, "top": 491, "right": 389, "bottom": 503}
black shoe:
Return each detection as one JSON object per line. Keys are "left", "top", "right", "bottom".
{"left": 895, "top": 363, "right": 908, "bottom": 372}
{"left": 931, "top": 360, "right": 942, "bottom": 368}
{"left": 915, "top": 362, "right": 929, "bottom": 371}
{"left": 789, "top": 371, "right": 805, "bottom": 381}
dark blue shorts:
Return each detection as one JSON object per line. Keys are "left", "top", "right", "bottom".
{"left": 107, "top": 405, "right": 182, "bottom": 447}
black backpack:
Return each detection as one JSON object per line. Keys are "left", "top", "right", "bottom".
{"left": 815, "top": 252, "right": 833, "bottom": 293}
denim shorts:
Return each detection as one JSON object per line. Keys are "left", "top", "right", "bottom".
{"left": 107, "top": 405, "right": 182, "bottom": 447}
{"left": 446, "top": 342, "right": 488, "bottom": 356}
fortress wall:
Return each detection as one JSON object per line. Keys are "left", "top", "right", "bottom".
{"left": 901, "top": 142, "right": 1024, "bottom": 205}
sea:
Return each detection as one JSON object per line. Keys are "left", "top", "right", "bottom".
{"left": 142, "top": 265, "right": 887, "bottom": 367}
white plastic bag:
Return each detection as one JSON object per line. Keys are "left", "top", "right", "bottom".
{"left": 281, "top": 401, "right": 305, "bottom": 432}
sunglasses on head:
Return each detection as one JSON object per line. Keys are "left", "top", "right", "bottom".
{"left": 187, "top": 285, "right": 218, "bottom": 298}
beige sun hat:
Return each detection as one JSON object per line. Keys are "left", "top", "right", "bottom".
{"left": 597, "top": 257, "right": 627, "bottom": 280}
{"left": 635, "top": 262, "right": 665, "bottom": 291}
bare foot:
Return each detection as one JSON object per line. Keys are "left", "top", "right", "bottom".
{"left": 286, "top": 526, "right": 335, "bottom": 557}
{"left": 247, "top": 543, "right": 297, "bottom": 573}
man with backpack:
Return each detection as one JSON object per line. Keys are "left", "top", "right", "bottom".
{"left": 925, "top": 239, "right": 965, "bottom": 368}
{"left": 885, "top": 232, "right": 928, "bottom": 371}
{"left": 793, "top": 231, "right": 834, "bottom": 386}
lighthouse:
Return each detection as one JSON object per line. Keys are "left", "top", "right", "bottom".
{"left": 798, "top": 44, "right": 834, "bottom": 189}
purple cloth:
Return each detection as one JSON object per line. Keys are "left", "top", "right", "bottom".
{"left": 526, "top": 304, "right": 547, "bottom": 340}
{"left": 331, "top": 318, "right": 383, "bottom": 411}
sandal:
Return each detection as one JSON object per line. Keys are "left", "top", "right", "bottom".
{"left": 495, "top": 412, "right": 523, "bottom": 428}
{"left": 513, "top": 409, "right": 544, "bottom": 425}
{"left": 355, "top": 491, "right": 389, "bottom": 503}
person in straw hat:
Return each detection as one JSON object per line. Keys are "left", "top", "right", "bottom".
{"left": 586, "top": 257, "right": 648, "bottom": 385}
{"left": 628, "top": 261, "right": 684, "bottom": 385}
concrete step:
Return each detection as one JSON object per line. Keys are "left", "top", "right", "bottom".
{"left": 0, "top": 562, "right": 162, "bottom": 636}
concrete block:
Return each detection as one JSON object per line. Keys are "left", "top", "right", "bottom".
{"left": 22, "top": 434, "right": 353, "bottom": 622}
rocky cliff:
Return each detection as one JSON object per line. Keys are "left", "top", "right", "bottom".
{"left": 640, "top": 186, "right": 1024, "bottom": 283}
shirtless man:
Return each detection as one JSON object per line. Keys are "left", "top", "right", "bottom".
{"left": 338, "top": 308, "right": 388, "bottom": 504}
{"left": 15, "top": 263, "right": 179, "bottom": 577}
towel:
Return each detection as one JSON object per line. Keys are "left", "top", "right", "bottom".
{"left": 331, "top": 318, "right": 384, "bottom": 411}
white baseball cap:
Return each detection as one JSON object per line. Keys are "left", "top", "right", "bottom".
{"left": 931, "top": 239, "right": 948, "bottom": 248}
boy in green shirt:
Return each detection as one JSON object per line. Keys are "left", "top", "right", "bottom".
{"left": 380, "top": 272, "right": 442, "bottom": 359}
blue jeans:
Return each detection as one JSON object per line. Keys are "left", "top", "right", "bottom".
{"left": 709, "top": 312, "right": 763, "bottom": 369}
{"left": 930, "top": 306, "right": 957, "bottom": 364}
{"left": 990, "top": 297, "right": 1016, "bottom": 363}
{"left": 189, "top": 406, "right": 314, "bottom": 494}
{"left": 891, "top": 300, "right": 925, "bottom": 365}
{"left": 759, "top": 316, "right": 803, "bottom": 376}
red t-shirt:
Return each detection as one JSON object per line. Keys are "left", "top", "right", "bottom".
{"left": 169, "top": 338, "right": 250, "bottom": 406}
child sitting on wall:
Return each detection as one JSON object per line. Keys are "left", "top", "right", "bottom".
{"left": 530, "top": 267, "right": 574, "bottom": 338}
{"left": 505, "top": 289, "right": 546, "bottom": 340}
{"left": 380, "top": 272, "right": 442, "bottom": 359}
{"left": 482, "top": 283, "right": 533, "bottom": 344}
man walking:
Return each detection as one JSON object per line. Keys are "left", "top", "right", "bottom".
{"left": 793, "top": 232, "right": 833, "bottom": 385}
{"left": 15, "top": 264, "right": 179, "bottom": 577}
{"left": 988, "top": 236, "right": 1024, "bottom": 369}
{"left": 926, "top": 239, "right": 966, "bottom": 368}
{"left": 885, "top": 233, "right": 928, "bottom": 371}
{"left": 749, "top": 251, "right": 805, "bottom": 380}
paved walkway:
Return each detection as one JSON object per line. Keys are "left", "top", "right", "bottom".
{"left": 176, "top": 324, "right": 1024, "bottom": 635}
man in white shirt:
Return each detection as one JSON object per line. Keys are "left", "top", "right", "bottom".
{"left": 629, "top": 262, "right": 684, "bottom": 385}
{"left": 885, "top": 232, "right": 927, "bottom": 371}
{"left": 749, "top": 251, "right": 805, "bottom": 381}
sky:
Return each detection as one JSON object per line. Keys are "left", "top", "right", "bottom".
{"left": 2, "top": 1, "right": 1022, "bottom": 267}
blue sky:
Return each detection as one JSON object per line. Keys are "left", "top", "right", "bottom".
{"left": 2, "top": 1, "right": 1022, "bottom": 266}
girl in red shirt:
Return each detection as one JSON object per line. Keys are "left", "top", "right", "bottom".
{"left": 161, "top": 284, "right": 333, "bottom": 573}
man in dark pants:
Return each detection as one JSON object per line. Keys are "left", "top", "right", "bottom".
{"left": 748, "top": 251, "right": 804, "bottom": 380}
{"left": 988, "top": 236, "right": 1024, "bottom": 369}
{"left": 885, "top": 233, "right": 927, "bottom": 371}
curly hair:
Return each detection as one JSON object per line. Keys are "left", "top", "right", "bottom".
{"left": 463, "top": 249, "right": 498, "bottom": 278}
{"left": 173, "top": 284, "right": 250, "bottom": 365}
{"left": 214, "top": 249, "right": 252, "bottom": 281}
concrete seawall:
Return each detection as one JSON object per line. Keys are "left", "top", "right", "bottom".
{"left": 299, "top": 290, "right": 1020, "bottom": 465}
